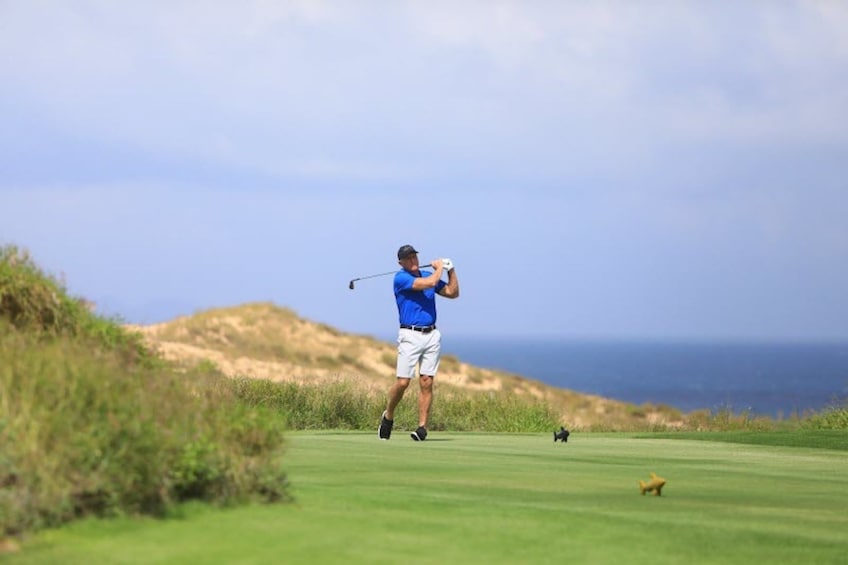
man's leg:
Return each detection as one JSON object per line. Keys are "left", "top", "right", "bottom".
{"left": 418, "top": 375, "right": 433, "bottom": 428}
{"left": 410, "top": 376, "right": 432, "bottom": 441}
{"left": 386, "top": 377, "right": 411, "bottom": 420}
{"left": 411, "top": 330, "right": 439, "bottom": 441}
{"left": 379, "top": 377, "right": 411, "bottom": 440}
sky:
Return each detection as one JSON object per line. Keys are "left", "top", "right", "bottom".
{"left": 1, "top": 1, "right": 847, "bottom": 342}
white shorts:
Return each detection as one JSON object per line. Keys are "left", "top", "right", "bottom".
{"left": 396, "top": 328, "right": 441, "bottom": 378}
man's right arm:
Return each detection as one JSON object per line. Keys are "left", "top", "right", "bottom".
{"left": 411, "top": 259, "right": 444, "bottom": 291}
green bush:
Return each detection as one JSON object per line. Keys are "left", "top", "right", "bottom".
{"left": 0, "top": 245, "right": 288, "bottom": 537}
{"left": 0, "top": 331, "right": 288, "bottom": 536}
{"left": 0, "top": 245, "right": 151, "bottom": 365}
{"left": 0, "top": 332, "right": 288, "bottom": 536}
{"left": 802, "top": 403, "right": 848, "bottom": 430}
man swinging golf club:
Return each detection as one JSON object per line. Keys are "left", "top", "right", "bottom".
{"left": 378, "top": 245, "right": 460, "bottom": 441}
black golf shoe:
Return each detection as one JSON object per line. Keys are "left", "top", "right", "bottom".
{"left": 410, "top": 426, "right": 427, "bottom": 441}
{"left": 378, "top": 411, "right": 393, "bottom": 440}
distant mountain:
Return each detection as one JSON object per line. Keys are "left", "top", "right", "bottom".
{"left": 127, "top": 302, "right": 684, "bottom": 429}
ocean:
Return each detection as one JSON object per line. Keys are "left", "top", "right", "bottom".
{"left": 440, "top": 337, "right": 848, "bottom": 418}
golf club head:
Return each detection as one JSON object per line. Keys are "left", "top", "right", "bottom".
{"left": 348, "top": 280, "right": 355, "bottom": 290}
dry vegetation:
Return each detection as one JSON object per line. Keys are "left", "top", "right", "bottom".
{"left": 127, "top": 302, "right": 686, "bottom": 430}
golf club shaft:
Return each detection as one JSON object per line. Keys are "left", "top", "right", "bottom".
{"left": 349, "top": 264, "right": 433, "bottom": 289}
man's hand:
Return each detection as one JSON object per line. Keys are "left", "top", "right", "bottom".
{"left": 441, "top": 258, "right": 454, "bottom": 272}
{"left": 412, "top": 259, "right": 445, "bottom": 291}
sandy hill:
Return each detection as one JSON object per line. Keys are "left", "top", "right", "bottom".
{"left": 127, "top": 302, "right": 684, "bottom": 429}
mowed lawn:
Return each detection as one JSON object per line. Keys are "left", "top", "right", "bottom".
{"left": 11, "top": 432, "right": 848, "bottom": 564}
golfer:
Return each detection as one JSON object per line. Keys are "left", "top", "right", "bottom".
{"left": 378, "top": 244, "right": 460, "bottom": 441}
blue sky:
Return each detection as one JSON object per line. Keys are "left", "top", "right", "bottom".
{"left": 2, "top": 1, "right": 847, "bottom": 341}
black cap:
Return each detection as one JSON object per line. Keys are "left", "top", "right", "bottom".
{"left": 397, "top": 244, "right": 419, "bottom": 259}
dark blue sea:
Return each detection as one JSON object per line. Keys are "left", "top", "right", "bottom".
{"left": 441, "top": 338, "right": 848, "bottom": 418}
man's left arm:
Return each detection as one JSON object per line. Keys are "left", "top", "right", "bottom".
{"left": 438, "top": 268, "right": 459, "bottom": 299}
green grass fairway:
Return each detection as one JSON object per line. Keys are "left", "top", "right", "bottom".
{"left": 10, "top": 433, "right": 848, "bottom": 564}
{"left": 645, "top": 430, "right": 848, "bottom": 450}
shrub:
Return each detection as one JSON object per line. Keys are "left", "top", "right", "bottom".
{"left": 0, "top": 245, "right": 151, "bottom": 365}
{"left": 0, "top": 334, "right": 288, "bottom": 536}
{"left": 0, "top": 246, "right": 288, "bottom": 537}
{"left": 802, "top": 403, "right": 848, "bottom": 430}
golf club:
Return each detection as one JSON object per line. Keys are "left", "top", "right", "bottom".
{"left": 349, "top": 264, "right": 433, "bottom": 290}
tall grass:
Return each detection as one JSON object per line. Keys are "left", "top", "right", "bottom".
{"left": 230, "top": 378, "right": 383, "bottom": 430}
{"left": 230, "top": 378, "right": 560, "bottom": 433}
{"left": 1, "top": 245, "right": 288, "bottom": 537}
{"left": 802, "top": 402, "right": 848, "bottom": 430}
{"left": 0, "top": 328, "right": 288, "bottom": 536}
{"left": 434, "top": 389, "right": 559, "bottom": 432}
{"left": 0, "top": 246, "right": 149, "bottom": 364}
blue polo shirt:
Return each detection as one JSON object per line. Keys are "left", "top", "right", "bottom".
{"left": 394, "top": 269, "right": 447, "bottom": 326}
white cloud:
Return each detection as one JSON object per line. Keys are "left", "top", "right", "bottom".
{"left": 1, "top": 1, "right": 846, "bottom": 186}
